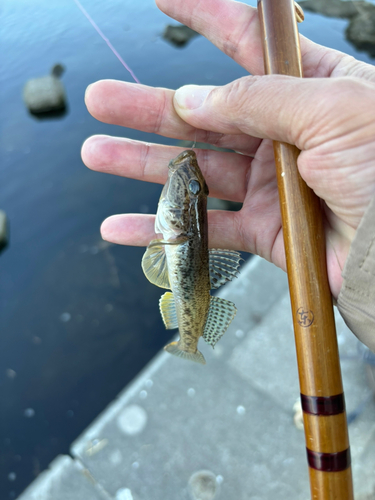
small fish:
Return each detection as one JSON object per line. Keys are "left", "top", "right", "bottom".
{"left": 142, "top": 150, "right": 241, "bottom": 364}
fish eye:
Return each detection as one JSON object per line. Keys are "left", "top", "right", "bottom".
{"left": 188, "top": 180, "right": 201, "bottom": 195}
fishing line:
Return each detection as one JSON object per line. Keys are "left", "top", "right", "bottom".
{"left": 75, "top": 1, "right": 199, "bottom": 154}
{"left": 191, "top": 129, "right": 197, "bottom": 149}
{"left": 73, "top": 0, "right": 140, "bottom": 84}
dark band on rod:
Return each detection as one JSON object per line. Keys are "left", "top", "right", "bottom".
{"left": 301, "top": 393, "right": 345, "bottom": 416}
{"left": 307, "top": 448, "right": 351, "bottom": 472}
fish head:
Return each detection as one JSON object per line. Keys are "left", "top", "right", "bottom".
{"left": 155, "top": 150, "right": 209, "bottom": 239}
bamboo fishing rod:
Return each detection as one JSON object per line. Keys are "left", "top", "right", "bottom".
{"left": 257, "top": 1, "right": 354, "bottom": 498}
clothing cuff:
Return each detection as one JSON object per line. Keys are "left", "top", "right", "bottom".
{"left": 337, "top": 193, "right": 375, "bottom": 352}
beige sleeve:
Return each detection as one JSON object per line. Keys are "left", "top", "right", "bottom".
{"left": 337, "top": 194, "right": 375, "bottom": 352}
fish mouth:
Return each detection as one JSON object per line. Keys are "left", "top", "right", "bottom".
{"left": 168, "top": 150, "right": 197, "bottom": 172}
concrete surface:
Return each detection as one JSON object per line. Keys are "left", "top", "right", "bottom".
{"left": 18, "top": 256, "right": 375, "bottom": 500}
{"left": 16, "top": 455, "right": 111, "bottom": 500}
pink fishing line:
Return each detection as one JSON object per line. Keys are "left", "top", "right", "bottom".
{"left": 73, "top": 0, "right": 141, "bottom": 84}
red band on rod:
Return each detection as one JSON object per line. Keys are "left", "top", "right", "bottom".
{"left": 301, "top": 393, "right": 345, "bottom": 416}
{"left": 307, "top": 448, "right": 351, "bottom": 472}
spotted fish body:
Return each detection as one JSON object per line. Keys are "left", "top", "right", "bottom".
{"left": 142, "top": 150, "right": 241, "bottom": 364}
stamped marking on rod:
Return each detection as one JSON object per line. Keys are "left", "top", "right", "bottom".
{"left": 296, "top": 307, "right": 314, "bottom": 327}
{"left": 307, "top": 448, "right": 351, "bottom": 472}
{"left": 301, "top": 393, "right": 345, "bottom": 416}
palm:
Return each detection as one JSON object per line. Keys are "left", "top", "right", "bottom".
{"left": 82, "top": 0, "right": 375, "bottom": 299}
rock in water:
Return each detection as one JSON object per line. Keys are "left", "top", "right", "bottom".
{"left": 0, "top": 209, "right": 8, "bottom": 251}
{"left": 346, "top": 6, "right": 375, "bottom": 56}
{"left": 298, "top": 0, "right": 368, "bottom": 18}
{"left": 299, "top": 0, "right": 375, "bottom": 58}
{"left": 23, "top": 64, "right": 66, "bottom": 114}
{"left": 51, "top": 63, "right": 65, "bottom": 78}
{"left": 163, "top": 24, "right": 199, "bottom": 47}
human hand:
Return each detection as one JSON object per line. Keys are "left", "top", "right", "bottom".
{"left": 82, "top": 0, "right": 375, "bottom": 299}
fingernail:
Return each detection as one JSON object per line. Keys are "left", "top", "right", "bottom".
{"left": 174, "top": 85, "right": 214, "bottom": 110}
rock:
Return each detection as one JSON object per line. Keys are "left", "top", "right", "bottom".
{"left": 0, "top": 209, "right": 8, "bottom": 251}
{"left": 163, "top": 24, "right": 199, "bottom": 47}
{"left": 51, "top": 63, "right": 65, "bottom": 78}
{"left": 346, "top": 6, "right": 375, "bottom": 56}
{"left": 300, "top": 0, "right": 375, "bottom": 57}
{"left": 298, "top": 0, "right": 368, "bottom": 18}
{"left": 23, "top": 64, "right": 66, "bottom": 114}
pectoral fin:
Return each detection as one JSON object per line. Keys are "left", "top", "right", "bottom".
{"left": 141, "top": 239, "right": 170, "bottom": 289}
{"left": 159, "top": 292, "right": 178, "bottom": 330}
{"left": 209, "top": 249, "right": 242, "bottom": 289}
{"left": 202, "top": 296, "right": 237, "bottom": 347}
{"left": 141, "top": 237, "right": 188, "bottom": 289}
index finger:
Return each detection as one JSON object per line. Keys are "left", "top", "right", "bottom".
{"left": 84, "top": 79, "right": 260, "bottom": 152}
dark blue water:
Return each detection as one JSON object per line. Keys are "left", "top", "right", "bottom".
{"left": 0, "top": 1, "right": 374, "bottom": 498}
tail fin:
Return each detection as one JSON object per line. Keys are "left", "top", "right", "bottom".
{"left": 164, "top": 341, "right": 206, "bottom": 365}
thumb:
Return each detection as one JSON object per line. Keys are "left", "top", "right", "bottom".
{"left": 173, "top": 75, "right": 372, "bottom": 150}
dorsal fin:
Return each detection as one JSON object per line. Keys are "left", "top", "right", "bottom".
{"left": 209, "top": 249, "right": 242, "bottom": 289}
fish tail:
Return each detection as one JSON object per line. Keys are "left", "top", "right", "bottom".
{"left": 164, "top": 341, "right": 206, "bottom": 365}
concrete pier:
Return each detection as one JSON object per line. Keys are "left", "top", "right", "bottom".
{"left": 18, "top": 257, "right": 375, "bottom": 500}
